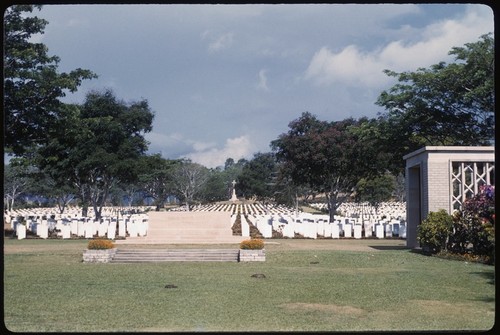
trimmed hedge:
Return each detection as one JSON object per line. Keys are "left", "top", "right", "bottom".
{"left": 240, "top": 238, "right": 264, "bottom": 250}
{"left": 87, "top": 238, "right": 115, "bottom": 250}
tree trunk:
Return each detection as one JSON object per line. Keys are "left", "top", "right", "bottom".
{"left": 81, "top": 205, "right": 88, "bottom": 217}
{"left": 326, "top": 187, "right": 338, "bottom": 223}
{"left": 93, "top": 203, "right": 101, "bottom": 221}
{"left": 58, "top": 202, "right": 65, "bottom": 214}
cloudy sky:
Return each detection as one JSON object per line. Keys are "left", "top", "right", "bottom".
{"left": 29, "top": 3, "right": 493, "bottom": 168}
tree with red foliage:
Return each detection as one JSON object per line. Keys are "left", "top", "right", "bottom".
{"left": 271, "top": 112, "right": 384, "bottom": 222}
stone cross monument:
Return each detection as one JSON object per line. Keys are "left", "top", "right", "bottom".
{"left": 230, "top": 180, "right": 238, "bottom": 202}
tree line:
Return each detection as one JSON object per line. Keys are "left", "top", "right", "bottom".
{"left": 4, "top": 5, "right": 494, "bottom": 221}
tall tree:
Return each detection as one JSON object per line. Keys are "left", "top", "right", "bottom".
{"left": 172, "top": 160, "right": 209, "bottom": 211}
{"left": 237, "top": 152, "right": 277, "bottom": 201}
{"left": 271, "top": 112, "right": 382, "bottom": 222}
{"left": 376, "top": 33, "right": 494, "bottom": 173}
{"left": 24, "top": 166, "right": 77, "bottom": 214}
{"left": 138, "top": 154, "right": 180, "bottom": 211}
{"left": 3, "top": 161, "right": 31, "bottom": 211}
{"left": 37, "top": 89, "right": 154, "bottom": 219}
{"left": 4, "top": 5, "right": 96, "bottom": 156}
{"left": 199, "top": 167, "right": 230, "bottom": 203}
{"left": 355, "top": 172, "right": 396, "bottom": 218}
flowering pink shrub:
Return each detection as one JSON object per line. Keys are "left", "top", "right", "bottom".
{"left": 449, "top": 185, "right": 495, "bottom": 264}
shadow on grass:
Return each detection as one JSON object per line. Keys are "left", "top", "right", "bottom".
{"left": 473, "top": 296, "right": 495, "bottom": 303}
{"left": 470, "top": 271, "right": 495, "bottom": 285}
{"left": 368, "top": 245, "right": 409, "bottom": 251}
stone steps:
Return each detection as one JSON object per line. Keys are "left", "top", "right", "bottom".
{"left": 115, "top": 237, "right": 245, "bottom": 245}
{"left": 144, "top": 229, "right": 238, "bottom": 237}
{"left": 117, "top": 211, "right": 247, "bottom": 244}
{"left": 110, "top": 249, "right": 240, "bottom": 263}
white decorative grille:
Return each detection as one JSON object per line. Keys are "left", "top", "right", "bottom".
{"left": 451, "top": 161, "right": 495, "bottom": 210}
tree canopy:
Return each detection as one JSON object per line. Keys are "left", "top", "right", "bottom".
{"left": 4, "top": 5, "right": 97, "bottom": 156}
{"left": 171, "top": 160, "right": 210, "bottom": 211}
{"left": 271, "top": 112, "right": 384, "bottom": 221}
{"left": 237, "top": 152, "right": 277, "bottom": 201}
{"left": 137, "top": 154, "right": 180, "bottom": 211}
{"left": 376, "top": 33, "right": 494, "bottom": 173}
{"left": 37, "top": 89, "right": 154, "bottom": 218}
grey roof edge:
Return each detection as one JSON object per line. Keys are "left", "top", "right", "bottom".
{"left": 402, "top": 146, "right": 495, "bottom": 161}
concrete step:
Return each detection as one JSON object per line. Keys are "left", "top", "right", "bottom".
{"left": 122, "top": 211, "right": 244, "bottom": 244}
{"left": 110, "top": 249, "right": 240, "bottom": 263}
{"left": 145, "top": 231, "right": 238, "bottom": 237}
{"left": 115, "top": 236, "right": 246, "bottom": 245}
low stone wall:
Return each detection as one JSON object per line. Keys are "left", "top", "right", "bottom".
{"left": 239, "top": 249, "right": 265, "bottom": 262}
{"left": 83, "top": 248, "right": 117, "bottom": 263}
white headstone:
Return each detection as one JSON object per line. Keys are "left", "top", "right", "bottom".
{"left": 70, "top": 220, "right": 78, "bottom": 235}
{"left": 17, "top": 224, "right": 26, "bottom": 240}
{"left": 364, "top": 221, "right": 373, "bottom": 237}
{"left": 128, "top": 221, "right": 138, "bottom": 237}
{"left": 77, "top": 221, "right": 85, "bottom": 237}
{"left": 61, "top": 225, "right": 71, "bottom": 239}
{"left": 118, "top": 220, "right": 126, "bottom": 237}
{"left": 375, "top": 224, "right": 385, "bottom": 238}
{"left": 344, "top": 223, "right": 352, "bottom": 238}
{"left": 37, "top": 223, "right": 48, "bottom": 239}
{"left": 332, "top": 222, "right": 340, "bottom": 239}
{"left": 385, "top": 223, "right": 393, "bottom": 237}
{"left": 107, "top": 221, "right": 116, "bottom": 240}
{"left": 240, "top": 215, "right": 250, "bottom": 237}
{"left": 316, "top": 220, "right": 325, "bottom": 236}
{"left": 258, "top": 216, "right": 273, "bottom": 238}
{"left": 85, "top": 222, "right": 94, "bottom": 238}
{"left": 353, "top": 224, "right": 362, "bottom": 239}
{"left": 323, "top": 222, "right": 332, "bottom": 238}
{"left": 399, "top": 223, "right": 407, "bottom": 238}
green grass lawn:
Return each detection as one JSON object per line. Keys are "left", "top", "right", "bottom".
{"left": 3, "top": 238, "right": 495, "bottom": 332}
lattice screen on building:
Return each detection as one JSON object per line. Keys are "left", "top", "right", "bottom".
{"left": 451, "top": 161, "right": 495, "bottom": 210}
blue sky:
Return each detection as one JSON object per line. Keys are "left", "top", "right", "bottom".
{"left": 27, "top": 4, "right": 494, "bottom": 168}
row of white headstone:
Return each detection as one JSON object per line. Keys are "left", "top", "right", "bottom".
{"left": 233, "top": 213, "right": 406, "bottom": 239}
{"left": 5, "top": 206, "right": 155, "bottom": 223}
{"left": 10, "top": 214, "right": 149, "bottom": 240}
{"left": 191, "top": 202, "right": 299, "bottom": 216}
{"left": 8, "top": 202, "right": 406, "bottom": 240}
{"left": 310, "top": 201, "right": 406, "bottom": 221}
{"left": 191, "top": 201, "right": 406, "bottom": 223}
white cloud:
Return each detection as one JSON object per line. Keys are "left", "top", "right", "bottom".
{"left": 257, "top": 69, "right": 269, "bottom": 91}
{"left": 185, "top": 135, "right": 255, "bottom": 168}
{"left": 304, "top": 45, "right": 388, "bottom": 87}
{"left": 191, "top": 140, "right": 216, "bottom": 152}
{"left": 205, "top": 32, "right": 234, "bottom": 53}
{"left": 304, "top": 5, "right": 493, "bottom": 88}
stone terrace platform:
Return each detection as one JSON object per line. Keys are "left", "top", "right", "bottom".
{"left": 115, "top": 211, "right": 246, "bottom": 245}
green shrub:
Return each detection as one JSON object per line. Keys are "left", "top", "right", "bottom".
{"left": 240, "top": 239, "right": 264, "bottom": 250}
{"left": 417, "top": 209, "right": 453, "bottom": 253}
{"left": 87, "top": 238, "right": 115, "bottom": 250}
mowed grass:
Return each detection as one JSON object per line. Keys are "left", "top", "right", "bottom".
{"left": 3, "top": 239, "right": 495, "bottom": 332}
